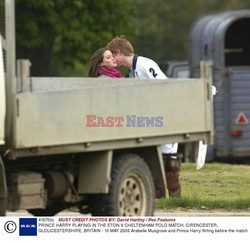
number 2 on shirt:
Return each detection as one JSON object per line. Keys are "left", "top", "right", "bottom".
{"left": 149, "top": 68, "right": 158, "bottom": 78}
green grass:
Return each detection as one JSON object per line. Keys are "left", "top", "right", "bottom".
{"left": 156, "top": 162, "right": 250, "bottom": 210}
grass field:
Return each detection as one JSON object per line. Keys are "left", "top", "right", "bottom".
{"left": 156, "top": 162, "right": 250, "bottom": 210}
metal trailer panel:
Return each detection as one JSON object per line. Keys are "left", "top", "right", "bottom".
{"left": 29, "top": 77, "right": 155, "bottom": 93}
{"left": 189, "top": 14, "right": 215, "bottom": 70}
{"left": 189, "top": 10, "right": 250, "bottom": 158}
{"left": 13, "top": 77, "right": 212, "bottom": 151}
{"left": 227, "top": 67, "right": 250, "bottom": 157}
{"left": 213, "top": 10, "right": 250, "bottom": 69}
{"left": 190, "top": 10, "right": 250, "bottom": 71}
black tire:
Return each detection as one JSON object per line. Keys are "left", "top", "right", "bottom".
{"left": 90, "top": 153, "right": 155, "bottom": 216}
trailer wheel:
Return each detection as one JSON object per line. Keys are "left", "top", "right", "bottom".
{"left": 90, "top": 153, "right": 155, "bottom": 216}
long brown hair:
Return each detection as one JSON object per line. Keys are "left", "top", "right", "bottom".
{"left": 88, "top": 47, "right": 107, "bottom": 77}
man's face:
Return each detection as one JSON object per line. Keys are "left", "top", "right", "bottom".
{"left": 112, "top": 52, "right": 122, "bottom": 67}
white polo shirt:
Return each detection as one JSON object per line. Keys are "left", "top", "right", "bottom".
{"left": 130, "top": 55, "right": 178, "bottom": 155}
{"left": 130, "top": 55, "right": 167, "bottom": 79}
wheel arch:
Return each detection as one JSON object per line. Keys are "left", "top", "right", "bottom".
{"left": 77, "top": 150, "right": 113, "bottom": 194}
{"left": 77, "top": 146, "right": 167, "bottom": 197}
{"left": 135, "top": 146, "right": 167, "bottom": 198}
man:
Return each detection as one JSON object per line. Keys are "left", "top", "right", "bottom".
{"left": 106, "top": 35, "right": 181, "bottom": 197}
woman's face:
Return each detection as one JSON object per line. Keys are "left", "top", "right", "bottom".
{"left": 101, "top": 50, "right": 117, "bottom": 68}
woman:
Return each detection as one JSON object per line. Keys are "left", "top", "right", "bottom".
{"left": 88, "top": 47, "right": 124, "bottom": 78}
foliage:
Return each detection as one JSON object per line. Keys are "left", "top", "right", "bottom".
{"left": 15, "top": 0, "right": 137, "bottom": 76}
{"left": 15, "top": 0, "right": 250, "bottom": 76}
{"left": 131, "top": 0, "right": 250, "bottom": 63}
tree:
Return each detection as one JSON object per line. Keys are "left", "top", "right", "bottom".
{"left": 16, "top": 0, "right": 250, "bottom": 76}
{"left": 16, "top": 0, "right": 137, "bottom": 76}
{"left": 131, "top": 0, "right": 250, "bottom": 63}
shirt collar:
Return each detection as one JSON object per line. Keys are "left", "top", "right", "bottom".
{"left": 132, "top": 54, "right": 138, "bottom": 70}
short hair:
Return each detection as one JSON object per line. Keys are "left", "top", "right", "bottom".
{"left": 88, "top": 47, "right": 107, "bottom": 77}
{"left": 106, "top": 35, "right": 134, "bottom": 56}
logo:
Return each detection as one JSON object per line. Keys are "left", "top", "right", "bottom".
{"left": 235, "top": 112, "right": 249, "bottom": 125}
{"left": 86, "top": 115, "right": 164, "bottom": 127}
{"left": 19, "top": 218, "right": 37, "bottom": 236}
{"left": 4, "top": 221, "right": 17, "bottom": 233}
